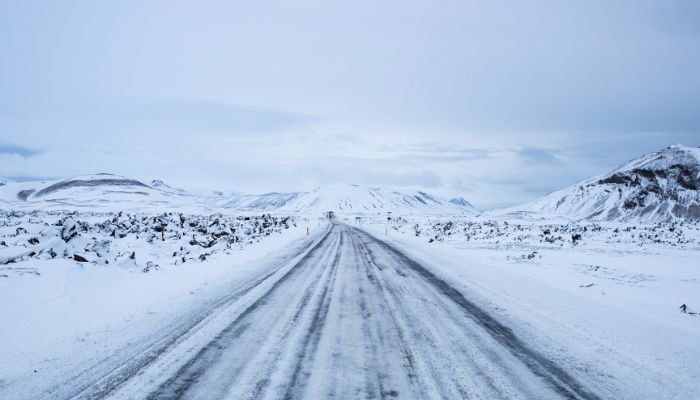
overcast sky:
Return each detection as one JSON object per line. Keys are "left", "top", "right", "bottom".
{"left": 1, "top": 0, "right": 699, "bottom": 208}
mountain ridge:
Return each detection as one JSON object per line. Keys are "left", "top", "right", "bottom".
{"left": 510, "top": 144, "right": 700, "bottom": 221}
{"left": 0, "top": 176, "right": 476, "bottom": 215}
{"left": 217, "top": 183, "right": 477, "bottom": 215}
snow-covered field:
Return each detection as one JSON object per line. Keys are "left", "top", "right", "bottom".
{"left": 0, "top": 209, "right": 323, "bottom": 398}
{"left": 3, "top": 207, "right": 697, "bottom": 398}
{"left": 359, "top": 215, "right": 700, "bottom": 398}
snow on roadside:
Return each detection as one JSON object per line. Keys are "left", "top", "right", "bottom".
{"left": 0, "top": 210, "right": 300, "bottom": 271}
{"left": 0, "top": 209, "right": 325, "bottom": 398}
{"left": 359, "top": 216, "right": 700, "bottom": 399}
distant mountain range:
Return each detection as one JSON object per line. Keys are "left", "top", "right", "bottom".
{"left": 2, "top": 144, "right": 699, "bottom": 221}
{"left": 0, "top": 175, "right": 475, "bottom": 215}
{"left": 215, "top": 183, "right": 477, "bottom": 215}
{"left": 510, "top": 144, "right": 700, "bottom": 221}
{"left": 0, "top": 173, "right": 203, "bottom": 213}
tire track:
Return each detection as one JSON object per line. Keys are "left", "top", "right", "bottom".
{"left": 144, "top": 226, "right": 338, "bottom": 399}
{"left": 86, "top": 221, "right": 602, "bottom": 400}
{"left": 282, "top": 233, "right": 344, "bottom": 399}
{"left": 69, "top": 230, "right": 330, "bottom": 400}
{"left": 352, "top": 226, "right": 601, "bottom": 400}
{"left": 348, "top": 229, "right": 433, "bottom": 399}
{"left": 232, "top": 230, "right": 343, "bottom": 400}
{"left": 352, "top": 242, "right": 396, "bottom": 400}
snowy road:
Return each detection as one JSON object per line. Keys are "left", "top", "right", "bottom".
{"left": 84, "top": 222, "right": 600, "bottom": 400}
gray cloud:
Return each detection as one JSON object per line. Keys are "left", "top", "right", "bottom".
{"left": 0, "top": 144, "right": 40, "bottom": 158}
{"left": 562, "top": 132, "right": 700, "bottom": 171}
{"left": 395, "top": 146, "right": 493, "bottom": 163}
{"left": 516, "top": 147, "right": 559, "bottom": 165}
{"left": 1, "top": 96, "right": 315, "bottom": 136}
{"left": 297, "top": 156, "right": 444, "bottom": 190}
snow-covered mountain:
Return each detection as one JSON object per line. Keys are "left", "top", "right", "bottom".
{"left": 512, "top": 145, "right": 700, "bottom": 221}
{"left": 0, "top": 173, "right": 205, "bottom": 212}
{"left": 0, "top": 176, "right": 474, "bottom": 216}
{"left": 218, "top": 184, "right": 476, "bottom": 215}
{"left": 149, "top": 179, "right": 187, "bottom": 195}
{"left": 219, "top": 192, "right": 306, "bottom": 211}
{"left": 449, "top": 197, "right": 477, "bottom": 211}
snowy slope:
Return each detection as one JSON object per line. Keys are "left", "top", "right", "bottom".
{"left": 219, "top": 183, "right": 476, "bottom": 215}
{"left": 0, "top": 174, "right": 206, "bottom": 212}
{"left": 449, "top": 197, "right": 477, "bottom": 211}
{"left": 511, "top": 145, "right": 700, "bottom": 221}
{"left": 149, "top": 179, "right": 189, "bottom": 195}
{"left": 219, "top": 192, "right": 306, "bottom": 211}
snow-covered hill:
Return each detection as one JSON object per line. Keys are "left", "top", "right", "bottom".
{"left": 219, "top": 192, "right": 306, "bottom": 211}
{"left": 219, "top": 184, "right": 476, "bottom": 215}
{"left": 512, "top": 145, "right": 700, "bottom": 221}
{"left": 1, "top": 176, "right": 474, "bottom": 216}
{"left": 149, "top": 179, "right": 188, "bottom": 195}
{"left": 449, "top": 197, "right": 476, "bottom": 210}
{"left": 0, "top": 174, "right": 205, "bottom": 212}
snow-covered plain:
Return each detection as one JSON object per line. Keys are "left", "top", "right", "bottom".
{"left": 0, "top": 209, "right": 323, "bottom": 398}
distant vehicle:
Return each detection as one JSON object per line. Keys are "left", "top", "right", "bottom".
{"left": 325, "top": 211, "right": 334, "bottom": 219}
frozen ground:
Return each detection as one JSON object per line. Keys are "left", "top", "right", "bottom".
{"left": 358, "top": 215, "right": 700, "bottom": 399}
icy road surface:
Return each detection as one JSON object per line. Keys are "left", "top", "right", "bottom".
{"left": 83, "top": 222, "right": 599, "bottom": 400}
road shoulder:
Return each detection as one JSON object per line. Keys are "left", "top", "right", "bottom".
{"left": 357, "top": 223, "right": 700, "bottom": 399}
